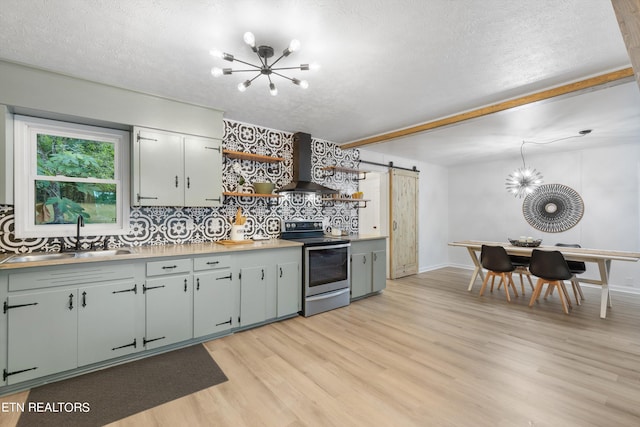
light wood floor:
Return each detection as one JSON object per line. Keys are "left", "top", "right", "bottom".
{"left": 3, "top": 267, "right": 640, "bottom": 426}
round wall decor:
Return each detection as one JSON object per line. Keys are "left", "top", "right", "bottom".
{"left": 522, "top": 184, "right": 584, "bottom": 233}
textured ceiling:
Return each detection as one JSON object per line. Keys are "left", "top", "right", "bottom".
{"left": 0, "top": 0, "right": 636, "bottom": 165}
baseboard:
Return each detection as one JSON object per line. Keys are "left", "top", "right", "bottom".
{"left": 418, "top": 263, "right": 640, "bottom": 295}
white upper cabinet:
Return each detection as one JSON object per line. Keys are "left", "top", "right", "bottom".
{"left": 132, "top": 127, "right": 222, "bottom": 207}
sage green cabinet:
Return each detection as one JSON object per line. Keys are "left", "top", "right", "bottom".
{"left": 277, "top": 262, "right": 300, "bottom": 317}
{"left": 132, "top": 126, "right": 222, "bottom": 207}
{"left": 5, "top": 288, "right": 77, "bottom": 384}
{"left": 237, "top": 247, "right": 300, "bottom": 328}
{"left": 3, "top": 262, "right": 140, "bottom": 385}
{"left": 0, "top": 245, "right": 301, "bottom": 392}
{"left": 239, "top": 265, "right": 275, "bottom": 327}
{"left": 350, "top": 238, "right": 387, "bottom": 300}
{"left": 77, "top": 280, "right": 138, "bottom": 366}
{"left": 144, "top": 275, "right": 193, "bottom": 349}
{"left": 351, "top": 252, "right": 371, "bottom": 299}
{"left": 193, "top": 269, "right": 235, "bottom": 337}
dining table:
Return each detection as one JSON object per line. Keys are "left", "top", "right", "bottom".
{"left": 449, "top": 240, "right": 640, "bottom": 319}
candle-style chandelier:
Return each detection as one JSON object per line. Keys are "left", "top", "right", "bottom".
{"left": 210, "top": 32, "right": 316, "bottom": 96}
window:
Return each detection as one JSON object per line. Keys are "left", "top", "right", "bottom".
{"left": 14, "top": 116, "right": 130, "bottom": 238}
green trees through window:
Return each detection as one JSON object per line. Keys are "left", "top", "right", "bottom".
{"left": 35, "top": 134, "right": 117, "bottom": 225}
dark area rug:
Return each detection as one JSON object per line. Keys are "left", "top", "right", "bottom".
{"left": 17, "top": 343, "right": 227, "bottom": 427}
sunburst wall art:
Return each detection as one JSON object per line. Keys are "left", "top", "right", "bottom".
{"left": 522, "top": 184, "right": 584, "bottom": 233}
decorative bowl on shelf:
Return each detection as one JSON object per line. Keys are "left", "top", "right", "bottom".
{"left": 508, "top": 238, "right": 542, "bottom": 247}
{"left": 253, "top": 182, "right": 275, "bottom": 194}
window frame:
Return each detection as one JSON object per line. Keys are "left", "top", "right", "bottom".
{"left": 14, "top": 115, "right": 130, "bottom": 238}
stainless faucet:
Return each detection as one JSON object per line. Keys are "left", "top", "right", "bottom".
{"left": 76, "top": 215, "right": 84, "bottom": 250}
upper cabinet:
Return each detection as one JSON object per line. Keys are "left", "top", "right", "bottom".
{"left": 132, "top": 127, "right": 223, "bottom": 207}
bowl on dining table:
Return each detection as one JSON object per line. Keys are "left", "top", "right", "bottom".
{"left": 508, "top": 238, "right": 542, "bottom": 247}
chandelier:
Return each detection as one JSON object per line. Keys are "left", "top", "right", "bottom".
{"left": 210, "top": 32, "right": 315, "bottom": 96}
{"left": 505, "top": 130, "right": 592, "bottom": 198}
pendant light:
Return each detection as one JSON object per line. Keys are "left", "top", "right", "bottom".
{"left": 505, "top": 130, "right": 592, "bottom": 198}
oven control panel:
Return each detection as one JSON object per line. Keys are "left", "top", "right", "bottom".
{"left": 283, "top": 220, "right": 323, "bottom": 232}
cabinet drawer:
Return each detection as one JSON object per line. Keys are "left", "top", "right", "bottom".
{"left": 9, "top": 264, "right": 135, "bottom": 292}
{"left": 146, "top": 258, "right": 191, "bottom": 276}
{"left": 193, "top": 255, "right": 231, "bottom": 271}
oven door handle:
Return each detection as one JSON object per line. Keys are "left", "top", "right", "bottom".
{"left": 305, "top": 242, "right": 351, "bottom": 251}
{"left": 306, "top": 288, "right": 350, "bottom": 302}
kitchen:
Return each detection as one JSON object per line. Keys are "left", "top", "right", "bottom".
{"left": 1, "top": 1, "right": 640, "bottom": 426}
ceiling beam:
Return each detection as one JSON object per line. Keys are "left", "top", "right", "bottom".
{"left": 341, "top": 67, "right": 635, "bottom": 149}
{"left": 611, "top": 0, "right": 640, "bottom": 90}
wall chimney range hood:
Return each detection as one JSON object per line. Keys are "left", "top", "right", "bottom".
{"left": 276, "top": 132, "right": 338, "bottom": 194}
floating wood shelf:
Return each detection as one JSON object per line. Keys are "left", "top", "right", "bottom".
{"left": 321, "top": 198, "right": 370, "bottom": 208}
{"left": 223, "top": 149, "right": 284, "bottom": 163}
{"left": 321, "top": 165, "right": 368, "bottom": 180}
{"left": 223, "top": 192, "right": 282, "bottom": 198}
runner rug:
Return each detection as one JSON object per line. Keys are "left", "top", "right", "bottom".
{"left": 17, "top": 344, "right": 227, "bottom": 426}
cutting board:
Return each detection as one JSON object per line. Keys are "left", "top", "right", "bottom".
{"left": 216, "top": 240, "right": 254, "bottom": 245}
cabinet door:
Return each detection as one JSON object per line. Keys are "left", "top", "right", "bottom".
{"left": 77, "top": 281, "right": 138, "bottom": 366}
{"left": 351, "top": 252, "right": 371, "bottom": 299}
{"left": 240, "top": 266, "right": 268, "bottom": 327}
{"left": 193, "top": 269, "right": 235, "bottom": 337}
{"left": 144, "top": 275, "right": 193, "bottom": 349}
{"left": 372, "top": 250, "right": 387, "bottom": 293}
{"left": 6, "top": 289, "right": 77, "bottom": 384}
{"left": 184, "top": 136, "right": 223, "bottom": 207}
{"left": 135, "top": 127, "right": 184, "bottom": 206}
{"left": 277, "top": 262, "right": 300, "bottom": 317}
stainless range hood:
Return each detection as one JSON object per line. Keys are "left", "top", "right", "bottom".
{"left": 276, "top": 132, "right": 338, "bottom": 194}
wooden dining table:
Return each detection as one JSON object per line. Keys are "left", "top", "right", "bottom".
{"left": 449, "top": 240, "right": 640, "bottom": 319}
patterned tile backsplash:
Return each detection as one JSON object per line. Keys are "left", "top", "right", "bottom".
{"left": 0, "top": 119, "right": 360, "bottom": 254}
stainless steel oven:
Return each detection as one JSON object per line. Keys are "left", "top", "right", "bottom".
{"left": 303, "top": 242, "right": 351, "bottom": 316}
{"left": 281, "top": 220, "right": 351, "bottom": 317}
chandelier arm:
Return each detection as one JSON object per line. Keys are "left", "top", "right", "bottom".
{"left": 231, "top": 58, "right": 262, "bottom": 69}
{"left": 269, "top": 53, "right": 288, "bottom": 68}
{"left": 226, "top": 68, "right": 264, "bottom": 73}
{"left": 248, "top": 73, "right": 262, "bottom": 83}
{"left": 270, "top": 66, "right": 306, "bottom": 71}
{"left": 270, "top": 71, "right": 296, "bottom": 82}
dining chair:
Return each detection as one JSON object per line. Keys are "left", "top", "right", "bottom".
{"left": 528, "top": 249, "right": 575, "bottom": 314}
{"left": 509, "top": 255, "right": 534, "bottom": 294}
{"left": 554, "top": 243, "right": 586, "bottom": 304}
{"left": 479, "top": 245, "right": 519, "bottom": 302}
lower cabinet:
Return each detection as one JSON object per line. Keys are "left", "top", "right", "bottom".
{"left": 277, "top": 262, "right": 300, "bottom": 317}
{"left": 78, "top": 280, "right": 138, "bottom": 366}
{"left": 1, "top": 245, "right": 302, "bottom": 391}
{"left": 237, "top": 247, "right": 300, "bottom": 328}
{"left": 239, "top": 265, "right": 274, "bottom": 327}
{"left": 6, "top": 288, "right": 78, "bottom": 384}
{"left": 3, "top": 262, "right": 140, "bottom": 385}
{"left": 350, "top": 238, "right": 387, "bottom": 300}
{"left": 193, "top": 269, "right": 235, "bottom": 337}
{"left": 144, "top": 275, "right": 193, "bottom": 349}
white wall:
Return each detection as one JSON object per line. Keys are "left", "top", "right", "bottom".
{"left": 448, "top": 143, "right": 640, "bottom": 290}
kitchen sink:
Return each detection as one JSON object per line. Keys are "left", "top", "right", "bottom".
{"left": 1, "top": 247, "right": 135, "bottom": 264}
{"left": 2, "top": 252, "right": 77, "bottom": 263}
{"left": 73, "top": 248, "right": 135, "bottom": 258}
